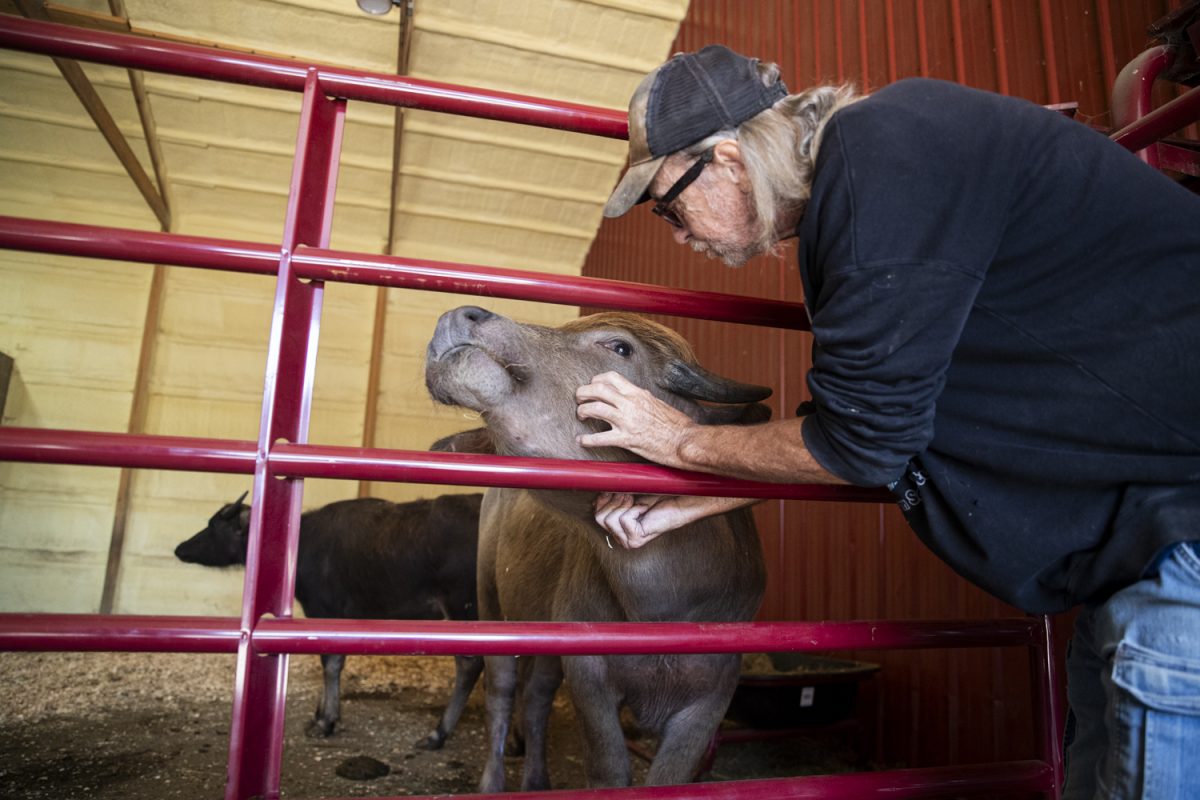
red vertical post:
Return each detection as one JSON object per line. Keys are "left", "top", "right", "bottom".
{"left": 1112, "top": 45, "right": 1175, "bottom": 169}
{"left": 1029, "top": 615, "right": 1064, "bottom": 799}
{"left": 224, "top": 69, "right": 344, "bottom": 800}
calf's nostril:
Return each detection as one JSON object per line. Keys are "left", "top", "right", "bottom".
{"left": 458, "top": 306, "right": 495, "bottom": 324}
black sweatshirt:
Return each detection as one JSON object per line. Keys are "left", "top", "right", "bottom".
{"left": 797, "top": 78, "right": 1200, "bottom": 613}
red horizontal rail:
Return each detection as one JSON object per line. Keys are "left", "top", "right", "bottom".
{"left": 0, "top": 216, "right": 811, "bottom": 330}
{"left": 0, "top": 426, "right": 893, "bottom": 502}
{"left": 0, "top": 426, "right": 256, "bottom": 472}
{"left": 0, "top": 16, "right": 627, "bottom": 139}
{"left": 373, "top": 761, "right": 1056, "bottom": 799}
{"left": 253, "top": 617, "right": 1039, "bottom": 655}
{"left": 0, "top": 614, "right": 242, "bottom": 653}
{"left": 293, "top": 247, "right": 809, "bottom": 330}
{"left": 270, "top": 441, "right": 892, "bottom": 502}
{"left": 0, "top": 614, "right": 1039, "bottom": 655}
{"left": 1111, "top": 83, "right": 1200, "bottom": 152}
{"left": 0, "top": 215, "right": 280, "bottom": 274}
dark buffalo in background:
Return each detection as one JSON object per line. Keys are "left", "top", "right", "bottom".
{"left": 175, "top": 491, "right": 484, "bottom": 747}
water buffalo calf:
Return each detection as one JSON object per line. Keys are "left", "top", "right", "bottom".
{"left": 426, "top": 306, "right": 769, "bottom": 791}
{"left": 175, "top": 492, "right": 484, "bottom": 746}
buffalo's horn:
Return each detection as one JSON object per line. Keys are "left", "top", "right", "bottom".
{"left": 661, "top": 361, "right": 773, "bottom": 404}
{"left": 221, "top": 490, "right": 249, "bottom": 518}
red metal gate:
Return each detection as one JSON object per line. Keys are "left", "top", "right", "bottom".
{"left": 1, "top": 15, "right": 1195, "bottom": 800}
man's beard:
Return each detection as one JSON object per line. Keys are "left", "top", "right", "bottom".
{"left": 691, "top": 237, "right": 760, "bottom": 268}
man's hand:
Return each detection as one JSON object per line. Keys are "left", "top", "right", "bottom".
{"left": 578, "top": 371, "right": 850, "bottom": 486}
{"left": 594, "top": 493, "right": 758, "bottom": 549}
{"left": 576, "top": 371, "right": 695, "bottom": 467}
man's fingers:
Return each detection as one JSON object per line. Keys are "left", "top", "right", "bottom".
{"left": 578, "top": 429, "right": 624, "bottom": 449}
{"left": 576, "top": 400, "right": 616, "bottom": 423}
{"left": 618, "top": 511, "right": 647, "bottom": 548}
{"left": 595, "top": 492, "right": 630, "bottom": 517}
{"left": 578, "top": 372, "right": 646, "bottom": 404}
{"left": 575, "top": 380, "right": 623, "bottom": 405}
{"left": 590, "top": 371, "right": 637, "bottom": 392}
{"left": 595, "top": 493, "right": 647, "bottom": 549}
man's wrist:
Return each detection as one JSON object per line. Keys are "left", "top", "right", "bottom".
{"left": 674, "top": 423, "right": 707, "bottom": 470}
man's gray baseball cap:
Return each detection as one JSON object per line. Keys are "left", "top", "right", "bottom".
{"left": 603, "top": 44, "right": 788, "bottom": 218}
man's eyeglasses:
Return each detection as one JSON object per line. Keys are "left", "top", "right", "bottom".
{"left": 651, "top": 147, "right": 715, "bottom": 229}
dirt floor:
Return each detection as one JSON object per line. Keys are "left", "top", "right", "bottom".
{"left": 0, "top": 650, "right": 866, "bottom": 798}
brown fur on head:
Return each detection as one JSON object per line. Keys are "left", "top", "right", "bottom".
{"left": 559, "top": 312, "right": 698, "bottom": 364}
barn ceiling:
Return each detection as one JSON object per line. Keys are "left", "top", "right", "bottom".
{"left": 0, "top": 0, "right": 686, "bottom": 273}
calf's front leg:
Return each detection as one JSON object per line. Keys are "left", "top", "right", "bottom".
{"left": 646, "top": 654, "right": 741, "bottom": 785}
{"left": 477, "top": 654, "right": 518, "bottom": 793}
{"left": 518, "top": 655, "right": 564, "bottom": 791}
{"left": 564, "top": 655, "right": 632, "bottom": 788}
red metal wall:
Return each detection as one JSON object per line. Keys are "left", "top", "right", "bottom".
{"left": 583, "top": 0, "right": 1190, "bottom": 772}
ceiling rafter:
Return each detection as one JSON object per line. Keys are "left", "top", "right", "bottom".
{"left": 12, "top": 0, "right": 169, "bottom": 229}
{"left": 35, "top": 1, "right": 377, "bottom": 69}
{"left": 107, "top": 0, "right": 170, "bottom": 230}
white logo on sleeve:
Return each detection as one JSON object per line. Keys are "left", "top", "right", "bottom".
{"left": 895, "top": 464, "right": 926, "bottom": 512}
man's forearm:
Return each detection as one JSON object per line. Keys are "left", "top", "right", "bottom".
{"left": 676, "top": 417, "right": 848, "bottom": 484}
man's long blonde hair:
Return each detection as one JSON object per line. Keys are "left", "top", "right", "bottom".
{"left": 679, "top": 61, "right": 860, "bottom": 255}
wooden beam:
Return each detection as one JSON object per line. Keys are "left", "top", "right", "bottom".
{"left": 43, "top": 1, "right": 129, "bottom": 33}
{"left": 105, "top": 1, "right": 171, "bottom": 226}
{"left": 13, "top": 0, "right": 171, "bottom": 230}
{"left": 36, "top": 1, "right": 371, "bottom": 69}
{"left": 99, "top": 262, "right": 167, "bottom": 614}
{"left": 87, "top": 1, "right": 172, "bottom": 612}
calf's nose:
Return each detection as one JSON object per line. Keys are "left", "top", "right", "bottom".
{"left": 456, "top": 306, "right": 495, "bottom": 324}
{"left": 430, "top": 306, "right": 498, "bottom": 359}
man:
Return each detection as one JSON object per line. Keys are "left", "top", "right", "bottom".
{"left": 575, "top": 45, "right": 1200, "bottom": 798}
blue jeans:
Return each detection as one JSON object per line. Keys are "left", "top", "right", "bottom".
{"left": 1063, "top": 541, "right": 1200, "bottom": 799}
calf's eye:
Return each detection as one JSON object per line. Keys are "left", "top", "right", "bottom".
{"left": 605, "top": 339, "right": 633, "bottom": 358}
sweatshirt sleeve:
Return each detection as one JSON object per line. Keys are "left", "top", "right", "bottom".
{"left": 801, "top": 259, "right": 985, "bottom": 486}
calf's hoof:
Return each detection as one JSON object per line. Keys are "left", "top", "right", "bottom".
{"left": 305, "top": 717, "right": 337, "bottom": 738}
{"left": 415, "top": 731, "right": 446, "bottom": 750}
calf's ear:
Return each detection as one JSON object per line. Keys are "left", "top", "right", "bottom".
{"left": 430, "top": 427, "right": 497, "bottom": 455}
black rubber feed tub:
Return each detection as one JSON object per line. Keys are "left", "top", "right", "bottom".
{"left": 727, "top": 653, "right": 881, "bottom": 729}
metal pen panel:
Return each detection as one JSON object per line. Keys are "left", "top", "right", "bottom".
{"left": 6, "top": 9, "right": 1192, "bottom": 797}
